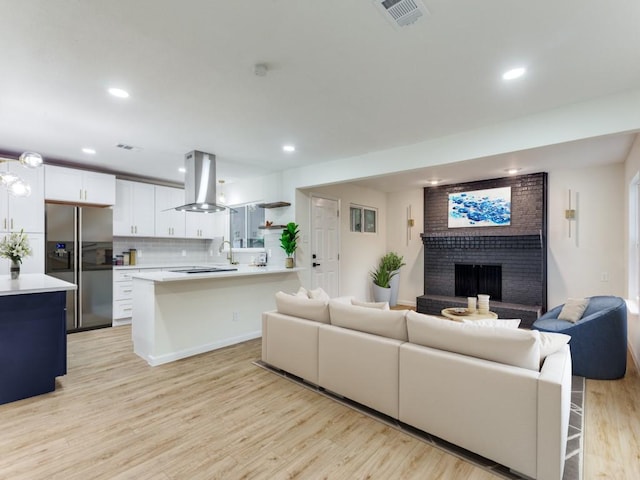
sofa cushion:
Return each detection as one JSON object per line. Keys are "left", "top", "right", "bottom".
{"left": 275, "top": 291, "right": 330, "bottom": 324}
{"left": 308, "top": 287, "right": 331, "bottom": 302}
{"left": 558, "top": 298, "right": 589, "bottom": 323}
{"left": 462, "top": 318, "right": 521, "bottom": 328}
{"left": 351, "top": 299, "right": 390, "bottom": 310}
{"left": 539, "top": 332, "right": 571, "bottom": 364}
{"left": 329, "top": 300, "right": 408, "bottom": 341}
{"left": 406, "top": 311, "right": 541, "bottom": 371}
{"left": 294, "top": 286, "right": 309, "bottom": 298}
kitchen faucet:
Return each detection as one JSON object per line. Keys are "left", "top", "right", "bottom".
{"left": 219, "top": 238, "right": 237, "bottom": 264}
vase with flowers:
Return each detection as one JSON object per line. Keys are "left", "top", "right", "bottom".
{"left": 0, "top": 229, "right": 32, "bottom": 279}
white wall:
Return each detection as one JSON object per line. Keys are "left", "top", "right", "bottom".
{"left": 282, "top": 88, "right": 640, "bottom": 190}
{"left": 624, "top": 133, "right": 640, "bottom": 367}
{"left": 386, "top": 189, "right": 424, "bottom": 306}
{"left": 547, "top": 164, "right": 625, "bottom": 307}
{"left": 298, "top": 183, "right": 387, "bottom": 300}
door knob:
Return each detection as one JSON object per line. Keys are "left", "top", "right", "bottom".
{"left": 313, "top": 262, "right": 321, "bottom": 267}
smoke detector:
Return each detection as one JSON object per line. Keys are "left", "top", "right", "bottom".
{"left": 373, "top": 0, "right": 429, "bottom": 28}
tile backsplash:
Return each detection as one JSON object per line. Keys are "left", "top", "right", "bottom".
{"left": 113, "top": 235, "right": 279, "bottom": 266}
{"left": 114, "top": 236, "right": 225, "bottom": 266}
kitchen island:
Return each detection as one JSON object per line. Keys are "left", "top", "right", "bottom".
{"left": 0, "top": 274, "right": 76, "bottom": 404}
{"left": 131, "top": 265, "right": 301, "bottom": 366}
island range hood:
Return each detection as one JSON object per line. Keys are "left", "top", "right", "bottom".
{"left": 174, "top": 150, "right": 230, "bottom": 213}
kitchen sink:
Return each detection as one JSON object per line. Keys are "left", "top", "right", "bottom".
{"left": 169, "top": 266, "right": 238, "bottom": 274}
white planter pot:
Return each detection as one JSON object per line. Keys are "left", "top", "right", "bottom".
{"left": 389, "top": 270, "right": 400, "bottom": 307}
{"left": 372, "top": 283, "right": 392, "bottom": 303}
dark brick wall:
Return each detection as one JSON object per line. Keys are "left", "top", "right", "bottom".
{"left": 423, "top": 235, "right": 543, "bottom": 305}
{"left": 424, "top": 173, "right": 546, "bottom": 237}
{"left": 420, "top": 173, "right": 547, "bottom": 312}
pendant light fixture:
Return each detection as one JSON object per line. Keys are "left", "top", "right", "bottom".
{"left": 0, "top": 152, "right": 44, "bottom": 197}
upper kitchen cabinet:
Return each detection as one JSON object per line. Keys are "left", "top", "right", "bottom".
{"left": 45, "top": 165, "right": 116, "bottom": 206}
{"left": 185, "top": 211, "right": 216, "bottom": 239}
{"left": 113, "top": 180, "right": 155, "bottom": 237}
{"left": 0, "top": 162, "right": 44, "bottom": 233}
{"left": 154, "top": 185, "right": 185, "bottom": 237}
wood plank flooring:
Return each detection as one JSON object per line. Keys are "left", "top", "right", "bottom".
{"left": 0, "top": 326, "right": 638, "bottom": 479}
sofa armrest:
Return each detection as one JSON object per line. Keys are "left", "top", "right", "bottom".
{"left": 262, "top": 311, "right": 321, "bottom": 384}
{"left": 537, "top": 344, "right": 572, "bottom": 480}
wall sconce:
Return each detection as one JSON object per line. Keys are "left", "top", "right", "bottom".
{"left": 0, "top": 152, "right": 44, "bottom": 197}
{"left": 407, "top": 205, "right": 415, "bottom": 245}
{"left": 566, "top": 189, "right": 577, "bottom": 238}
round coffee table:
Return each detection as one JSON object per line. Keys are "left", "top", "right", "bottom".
{"left": 441, "top": 308, "right": 498, "bottom": 322}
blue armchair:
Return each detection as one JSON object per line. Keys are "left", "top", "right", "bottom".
{"left": 532, "top": 296, "right": 627, "bottom": 379}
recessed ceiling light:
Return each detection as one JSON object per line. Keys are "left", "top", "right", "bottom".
{"left": 108, "top": 87, "right": 130, "bottom": 98}
{"left": 82, "top": 148, "right": 96, "bottom": 155}
{"left": 502, "top": 67, "right": 526, "bottom": 81}
{"left": 178, "top": 167, "right": 186, "bottom": 173}
{"left": 282, "top": 145, "right": 295, "bottom": 153}
{"left": 505, "top": 168, "right": 521, "bottom": 175}
{"left": 429, "top": 179, "right": 440, "bottom": 186}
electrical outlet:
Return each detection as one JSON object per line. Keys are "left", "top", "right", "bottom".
{"left": 600, "top": 272, "right": 609, "bottom": 282}
{"left": 182, "top": 250, "right": 186, "bottom": 257}
{"left": 232, "top": 311, "right": 239, "bottom": 322}
{"left": 137, "top": 250, "right": 142, "bottom": 258}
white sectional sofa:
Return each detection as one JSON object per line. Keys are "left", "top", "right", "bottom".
{"left": 261, "top": 293, "right": 573, "bottom": 480}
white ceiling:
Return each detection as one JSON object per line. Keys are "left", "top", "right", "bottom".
{"left": 1, "top": 1, "right": 639, "bottom": 187}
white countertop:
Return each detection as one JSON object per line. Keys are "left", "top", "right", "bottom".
{"left": 0, "top": 274, "right": 77, "bottom": 296}
{"left": 114, "top": 263, "right": 245, "bottom": 271}
{"left": 132, "top": 265, "right": 302, "bottom": 283}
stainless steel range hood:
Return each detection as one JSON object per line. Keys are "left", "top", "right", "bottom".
{"left": 174, "top": 150, "right": 230, "bottom": 213}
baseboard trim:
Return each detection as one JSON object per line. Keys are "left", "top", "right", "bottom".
{"left": 140, "top": 331, "right": 262, "bottom": 366}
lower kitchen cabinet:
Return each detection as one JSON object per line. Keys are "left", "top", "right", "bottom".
{"left": 113, "top": 268, "right": 160, "bottom": 325}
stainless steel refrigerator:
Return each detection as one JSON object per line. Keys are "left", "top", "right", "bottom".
{"left": 45, "top": 204, "right": 113, "bottom": 332}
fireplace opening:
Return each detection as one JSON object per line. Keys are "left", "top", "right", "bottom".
{"left": 455, "top": 264, "right": 502, "bottom": 301}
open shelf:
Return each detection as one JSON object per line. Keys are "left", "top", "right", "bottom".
{"left": 258, "top": 224, "right": 287, "bottom": 230}
{"left": 256, "top": 201, "right": 291, "bottom": 209}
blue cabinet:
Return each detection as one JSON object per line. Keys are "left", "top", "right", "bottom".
{"left": 0, "top": 291, "right": 66, "bottom": 404}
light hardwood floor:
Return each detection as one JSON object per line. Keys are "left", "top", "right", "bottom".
{"left": 0, "top": 326, "right": 638, "bottom": 480}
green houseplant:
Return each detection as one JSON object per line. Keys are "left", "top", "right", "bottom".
{"left": 380, "top": 252, "right": 406, "bottom": 272}
{"left": 280, "top": 222, "right": 299, "bottom": 268}
{"left": 378, "top": 252, "right": 406, "bottom": 306}
{"left": 370, "top": 263, "right": 397, "bottom": 303}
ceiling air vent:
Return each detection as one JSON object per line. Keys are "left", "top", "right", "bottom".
{"left": 374, "top": 0, "right": 429, "bottom": 28}
{"left": 116, "top": 143, "right": 142, "bottom": 152}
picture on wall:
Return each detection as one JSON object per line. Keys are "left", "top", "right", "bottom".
{"left": 448, "top": 186, "right": 511, "bottom": 228}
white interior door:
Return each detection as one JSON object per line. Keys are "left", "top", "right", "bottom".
{"left": 311, "top": 196, "right": 340, "bottom": 297}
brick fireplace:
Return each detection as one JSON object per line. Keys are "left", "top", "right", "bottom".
{"left": 417, "top": 173, "right": 547, "bottom": 328}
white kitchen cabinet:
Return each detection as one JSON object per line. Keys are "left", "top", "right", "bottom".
{"left": 113, "top": 269, "right": 136, "bottom": 325}
{"left": 113, "top": 180, "right": 155, "bottom": 237}
{"left": 185, "top": 212, "right": 216, "bottom": 239}
{"left": 44, "top": 165, "right": 115, "bottom": 205}
{"left": 0, "top": 162, "right": 44, "bottom": 233}
{"left": 213, "top": 211, "right": 227, "bottom": 238}
{"left": 154, "top": 185, "right": 186, "bottom": 237}
{"left": 113, "top": 268, "right": 160, "bottom": 325}
{"left": 0, "top": 232, "right": 44, "bottom": 274}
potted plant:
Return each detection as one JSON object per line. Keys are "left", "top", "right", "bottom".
{"left": 380, "top": 252, "right": 406, "bottom": 306}
{"left": 370, "top": 263, "right": 397, "bottom": 303}
{"left": 0, "top": 229, "right": 32, "bottom": 279}
{"left": 280, "top": 222, "right": 299, "bottom": 268}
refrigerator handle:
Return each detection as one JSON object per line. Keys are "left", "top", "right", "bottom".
{"left": 75, "top": 208, "right": 81, "bottom": 330}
